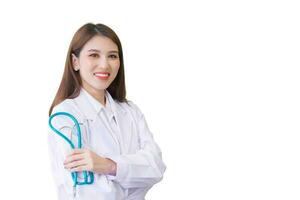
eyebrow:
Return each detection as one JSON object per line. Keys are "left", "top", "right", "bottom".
{"left": 87, "top": 49, "right": 119, "bottom": 53}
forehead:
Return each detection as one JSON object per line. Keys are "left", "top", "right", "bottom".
{"left": 82, "top": 35, "right": 118, "bottom": 52}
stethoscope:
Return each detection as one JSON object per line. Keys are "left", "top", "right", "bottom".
{"left": 49, "top": 112, "right": 94, "bottom": 198}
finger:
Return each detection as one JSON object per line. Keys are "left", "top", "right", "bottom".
{"left": 65, "top": 159, "right": 87, "bottom": 170}
{"left": 64, "top": 153, "right": 85, "bottom": 164}
{"left": 70, "top": 148, "right": 86, "bottom": 155}
{"left": 70, "top": 164, "right": 88, "bottom": 172}
{"left": 65, "top": 149, "right": 86, "bottom": 159}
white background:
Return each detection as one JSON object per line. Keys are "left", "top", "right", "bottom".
{"left": 0, "top": 0, "right": 299, "bottom": 199}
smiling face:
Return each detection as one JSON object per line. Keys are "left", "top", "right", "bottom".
{"left": 72, "top": 35, "right": 120, "bottom": 96}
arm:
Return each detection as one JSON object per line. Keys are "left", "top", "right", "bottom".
{"left": 107, "top": 104, "right": 166, "bottom": 189}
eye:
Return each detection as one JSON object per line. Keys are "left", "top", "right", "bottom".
{"left": 89, "top": 53, "right": 99, "bottom": 58}
{"left": 109, "top": 54, "right": 119, "bottom": 59}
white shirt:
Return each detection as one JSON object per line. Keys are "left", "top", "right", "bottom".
{"left": 48, "top": 88, "right": 166, "bottom": 200}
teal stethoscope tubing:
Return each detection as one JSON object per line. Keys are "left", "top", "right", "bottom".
{"left": 49, "top": 112, "right": 94, "bottom": 187}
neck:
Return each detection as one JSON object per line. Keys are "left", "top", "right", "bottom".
{"left": 82, "top": 83, "right": 106, "bottom": 106}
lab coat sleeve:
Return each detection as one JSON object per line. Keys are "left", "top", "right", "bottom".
{"left": 47, "top": 106, "right": 78, "bottom": 200}
{"left": 107, "top": 102, "right": 166, "bottom": 189}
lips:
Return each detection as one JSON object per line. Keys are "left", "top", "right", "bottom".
{"left": 94, "top": 72, "right": 110, "bottom": 80}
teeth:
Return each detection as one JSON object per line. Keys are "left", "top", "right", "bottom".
{"left": 95, "top": 73, "right": 109, "bottom": 77}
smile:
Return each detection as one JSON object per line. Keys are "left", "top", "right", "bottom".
{"left": 94, "top": 72, "right": 110, "bottom": 80}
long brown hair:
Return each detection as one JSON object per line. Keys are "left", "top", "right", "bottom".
{"left": 49, "top": 23, "right": 127, "bottom": 116}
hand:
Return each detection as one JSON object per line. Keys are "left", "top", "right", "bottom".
{"left": 63, "top": 148, "right": 116, "bottom": 175}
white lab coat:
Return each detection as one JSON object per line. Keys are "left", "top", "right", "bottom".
{"left": 48, "top": 87, "right": 166, "bottom": 200}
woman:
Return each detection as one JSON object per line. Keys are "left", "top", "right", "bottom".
{"left": 48, "top": 23, "right": 166, "bottom": 200}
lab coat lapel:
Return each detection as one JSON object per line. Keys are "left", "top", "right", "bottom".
{"left": 105, "top": 91, "right": 128, "bottom": 129}
{"left": 72, "top": 88, "right": 98, "bottom": 121}
{"left": 72, "top": 89, "right": 128, "bottom": 154}
{"left": 106, "top": 91, "right": 129, "bottom": 153}
{"left": 72, "top": 89, "right": 121, "bottom": 150}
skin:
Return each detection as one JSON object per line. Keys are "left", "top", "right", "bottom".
{"left": 64, "top": 35, "right": 120, "bottom": 175}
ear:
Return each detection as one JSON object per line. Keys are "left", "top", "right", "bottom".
{"left": 72, "top": 53, "right": 80, "bottom": 71}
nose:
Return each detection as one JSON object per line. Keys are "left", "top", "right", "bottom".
{"left": 97, "top": 57, "right": 110, "bottom": 69}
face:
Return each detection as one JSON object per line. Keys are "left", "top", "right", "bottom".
{"left": 72, "top": 35, "right": 120, "bottom": 95}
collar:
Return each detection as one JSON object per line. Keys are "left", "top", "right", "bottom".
{"left": 73, "top": 87, "right": 127, "bottom": 122}
{"left": 81, "top": 88, "right": 105, "bottom": 114}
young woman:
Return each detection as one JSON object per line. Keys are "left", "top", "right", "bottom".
{"left": 48, "top": 23, "right": 166, "bottom": 200}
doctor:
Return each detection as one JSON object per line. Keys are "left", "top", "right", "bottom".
{"left": 48, "top": 23, "right": 166, "bottom": 200}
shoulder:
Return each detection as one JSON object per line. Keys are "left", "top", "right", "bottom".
{"left": 51, "top": 98, "right": 78, "bottom": 116}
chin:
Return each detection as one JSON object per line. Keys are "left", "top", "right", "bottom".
{"left": 83, "top": 79, "right": 111, "bottom": 91}
{"left": 93, "top": 84, "right": 110, "bottom": 91}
